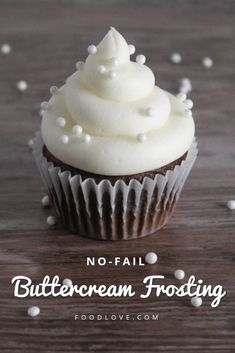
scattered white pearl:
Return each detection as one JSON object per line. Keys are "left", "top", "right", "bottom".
{"left": 179, "top": 85, "right": 192, "bottom": 94}
{"left": 226, "top": 200, "right": 235, "bottom": 210}
{"left": 180, "top": 78, "right": 191, "bottom": 87}
{"left": 110, "top": 57, "right": 119, "bottom": 66}
{"left": 72, "top": 124, "right": 83, "bottom": 136}
{"left": 185, "top": 99, "right": 194, "bottom": 109}
{"left": 170, "top": 52, "right": 182, "bottom": 64}
{"left": 60, "top": 135, "right": 69, "bottom": 144}
{"left": 202, "top": 57, "right": 213, "bottom": 68}
{"left": 185, "top": 109, "right": 192, "bottom": 117}
{"left": 56, "top": 117, "right": 66, "bottom": 127}
{"left": 128, "top": 44, "right": 135, "bottom": 55}
{"left": 191, "top": 296, "right": 202, "bottom": 307}
{"left": 177, "top": 92, "right": 187, "bottom": 102}
{"left": 108, "top": 70, "right": 116, "bottom": 79}
{"left": 146, "top": 107, "right": 155, "bottom": 117}
{"left": 17, "top": 80, "right": 28, "bottom": 92}
{"left": 50, "top": 86, "right": 58, "bottom": 95}
{"left": 137, "top": 133, "right": 147, "bottom": 143}
{"left": 47, "top": 215, "right": 57, "bottom": 226}
{"left": 82, "top": 134, "right": 91, "bottom": 143}
{"left": 41, "top": 195, "right": 50, "bottom": 208}
{"left": 40, "top": 101, "right": 50, "bottom": 110}
{"left": 87, "top": 45, "right": 97, "bottom": 54}
{"left": 27, "top": 306, "right": 40, "bottom": 317}
{"left": 136, "top": 54, "right": 146, "bottom": 65}
{"left": 145, "top": 252, "right": 158, "bottom": 265}
{"left": 62, "top": 278, "right": 73, "bottom": 288}
{"left": 174, "top": 269, "right": 185, "bottom": 280}
{"left": 39, "top": 109, "right": 44, "bottom": 117}
{"left": 1, "top": 43, "right": 11, "bottom": 55}
{"left": 76, "top": 61, "right": 84, "bottom": 70}
{"left": 28, "top": 138, "right": 34, "bottom": 149}
{"left": 97, "top": 65, "right": 106, "bottom": 74}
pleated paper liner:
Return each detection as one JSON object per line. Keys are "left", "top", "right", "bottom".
{"left": 33, "top": 132, "right": 198, "bottom": 240}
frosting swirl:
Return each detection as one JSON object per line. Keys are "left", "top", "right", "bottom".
{"left": 41, "top": 28, "right": 195, "bottom": 175}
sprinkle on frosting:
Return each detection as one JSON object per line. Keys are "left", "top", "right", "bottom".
{"left": 72, "top": 124, "right": 83, "bottom": 136}
{"left": 60, "top": 135, "right": 69, "bottom": 144}
{"left": 87, "top": 45, "right": 97, "bottom": 54}
{"left": 41, "top": 28, "right": 195, "bottom": 175}
{"left": 76, "top": 61, "right": 84, "bottom": 70}
{"left": 137, "top": 133, "right": 146, "bottom": 143}
{"left": 108, "top": 70, "right": 116, "bottom": 79}
{"left": 56, "top": 117, "right": 66, "bottom": 127}
{"left": 41, "top": 101, "right": 50, "bottom": 110}
{"left": 128, "top": 44, "right": 135, "bottom": 55}
{"left": 110, "top": 57, "right": 119, "bottom": 66}
{"left": 136, "top": 54, "right": 146, "bottom": 65}
{"left": 50, "top": 86, "right": 58, "bottom": 95}
{"left": 146, "top": 107, "right": 155, "bottom": 117}
{"left": 185, "top": 99, "right": 194, "bottom": 109}
{"left": 97, "top": 65, "right": 106, "bottom": 74}
{"left": 185, "top": 109, "right": 192, "bottom": 117}
{"left": 82, "top": 134, "right": 91, "bottom": 143}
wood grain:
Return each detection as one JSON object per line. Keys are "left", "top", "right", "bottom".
{"left": 0, "top": 0, "right": 235, "bottom": 352}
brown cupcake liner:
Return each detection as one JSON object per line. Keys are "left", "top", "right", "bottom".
{"left": 32, "top": 132, "right": 198, "bottom": 240}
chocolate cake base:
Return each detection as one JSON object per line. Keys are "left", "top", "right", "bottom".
{"left": 43, "top": 145, "right": 187, "bottom": 183}
{"left": 35, "top": 141, "right": 195, "bottom": 240}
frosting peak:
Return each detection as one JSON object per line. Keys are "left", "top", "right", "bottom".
{"left": 41, "top": 28, "right": 195, "bottom": 175}
{"left": 83, "top": 27, "right": 155, "bottom": 101}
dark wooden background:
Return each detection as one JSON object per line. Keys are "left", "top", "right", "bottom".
{"left": 0, "top": 0, "right": 234, "bottom": 352}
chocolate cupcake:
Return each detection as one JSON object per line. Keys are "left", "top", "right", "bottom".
{"left": 33, "top": 28, "right": 197, "bottom": 240}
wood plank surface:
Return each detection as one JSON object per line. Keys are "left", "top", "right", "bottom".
{"left": 0, "top": 0, "right": 234, "bottom": 352}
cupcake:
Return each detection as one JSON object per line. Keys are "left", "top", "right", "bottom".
{"left": 33, "top": 27, "right": 197, "bottom": 240}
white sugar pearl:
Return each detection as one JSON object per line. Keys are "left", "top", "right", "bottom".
{"left": 41, "top": 195, "right": 50, "bottom": 207}
{"left": 136, "top": 54, "right": 146, "bottom": 65}
{"left": 63, "top": 278, "right": 73, "bottom": 288}
{"left": 72, "top": 124, "right": 83, "bottom": 136}
{"left": 82, "top": 134, "right": 91, "bottom": 143}
{"left": 226, "top": 200, "right": 235, "bottom": 210}
{"left": 191, "top": 296, "right": 202, "bottom": 307}
{"left": 174, "top": 269, "right": 185, "bottom": 280}
{"left": 146, "top": 107, "right": 155, "bottom": 117}
{"left": 137, "top": 133, "right": 147, "bottom": 143}
{"left": 170, "top": 52, "right": 182, "bottom": 64}
{"left": 128, "top": 44, "right": 135, "bottom": 55}
{"left": 185, "top": 109, "right": 192, "bottom": 117}
{"left": 180, "top": 78, "right": 191, "bottom": 87}
{"left": 28, "top": 138, "right": 34, "bottom": 149}
{"left": 76, "top": 61, "right": 84, "bottom": 70}
{"left": 50, "top": 86, "right": 58, "bottom": 95}
{"left": 185, "top": 99, "right": 194, "bottom": 109}
{"left": 110, "top": 57, "right": 119, "bottom": 66}
{"left": 87, "top": 45, "right": 97, "bottom": 54}
{"left": 1, "top": 43, "right": 11, "bottom": 55}
{"left": 47, "top": 215, "right": 56, "bottom": 226}
{"left": 145, "top": 252, "right": 158, "bottom": 265}
{"left": 97, "top": 65, "right": 106, "bottom": 74}
{"left": 40, "top": 101, "right": 50, "bottom": 110}
{"left": 108, "top": 70, "right": 116, "bottom": 79}
{"left": 56, "top": 117, "right": 66, "bottom": 127}
{"left": 60, "top": 135, "right": 69, "bottom": 144}
{"left": 179, "top": 85, "right": 192, "bottom": 94}
{"left": 27, "top": 306, "right": 40, "bottom": 317}
{"left": 202, "top": 57, "right": 213, "bottom": 68}
{"left": 177, "top": 93, "right": 187, "bottom": 102}
{"left": 39, "top": 109, "right": 44, "bottom": 117}
{"left": 17, "top": 80, "right": 28, "bottom": 92}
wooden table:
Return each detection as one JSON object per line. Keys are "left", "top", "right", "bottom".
{"left": 0, "top": 0, "right": 234, "bottom": 352}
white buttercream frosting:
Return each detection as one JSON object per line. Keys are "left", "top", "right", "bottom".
{"left": 41, "top": 28, "right": 195, "bottom": 175}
